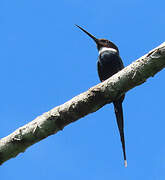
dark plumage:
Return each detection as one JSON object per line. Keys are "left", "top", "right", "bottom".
{"left": 76, "top": 25, "right": 127, "bottom": 167}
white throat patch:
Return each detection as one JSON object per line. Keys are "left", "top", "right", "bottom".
{"left": 99, "top": 47, "right": 117, "bottom": 55}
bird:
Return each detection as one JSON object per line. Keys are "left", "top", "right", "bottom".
{"left": 75, "top": 24, "right": 127, "bottom": 167}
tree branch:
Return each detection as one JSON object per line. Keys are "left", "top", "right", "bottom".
{"left": 0, "top": 42, "right": 165, "bottom": 165}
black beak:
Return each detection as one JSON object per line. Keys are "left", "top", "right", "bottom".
{"left": 75, "top": 24, "right": 98, "bottom": 44}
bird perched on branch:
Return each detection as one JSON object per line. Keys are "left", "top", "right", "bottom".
{"left": 76, "top": 24, "right": 127, "bottom": 167}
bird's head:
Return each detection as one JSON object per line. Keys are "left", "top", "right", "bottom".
{"left": 75, "top": 24, "right": 119, "bottom": 53}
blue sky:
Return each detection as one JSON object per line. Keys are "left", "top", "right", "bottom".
{"left": 1, "top": 0, "right": 165, "bottom": 179}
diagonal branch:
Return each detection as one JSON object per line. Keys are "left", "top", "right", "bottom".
{"left": 0, "top": 42, "right": 165, "bottom": 165}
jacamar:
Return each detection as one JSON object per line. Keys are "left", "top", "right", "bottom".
{"left": 76, "top": 25, "right": 127, "bottom": 167}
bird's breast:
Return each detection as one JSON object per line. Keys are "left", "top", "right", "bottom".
{"left": 97, "top": 51, "right": 124, "bottom": 80}
{"left": 99, "top": 51, "right": 122, "bottom": 66}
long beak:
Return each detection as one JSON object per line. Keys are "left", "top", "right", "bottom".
{"left": 75, "top": 24, "right": 98, "bottom": 44}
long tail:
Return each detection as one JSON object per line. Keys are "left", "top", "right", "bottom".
{"left": 113, "top": 99, "right": 127, "bottom": 167}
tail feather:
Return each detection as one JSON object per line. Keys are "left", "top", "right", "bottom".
{"left": 113, "top": 99, "right": 127, "bottom": 167}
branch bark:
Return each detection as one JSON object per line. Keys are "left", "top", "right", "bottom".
{"left": 0, "top": 42, "right": 165, "bottom": 165}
